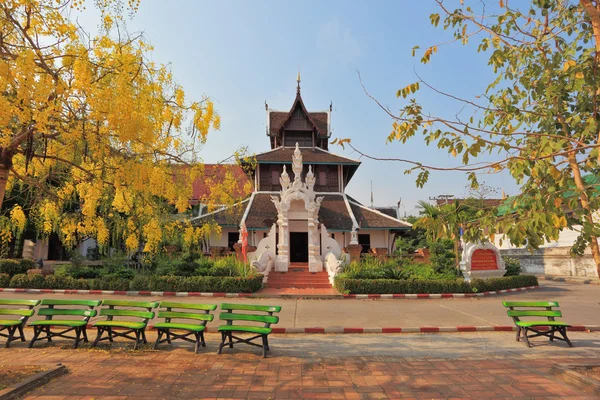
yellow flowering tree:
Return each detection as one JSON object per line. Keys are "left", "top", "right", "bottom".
{"left": 0, "top": 0, "right": 224, "bottom": 254}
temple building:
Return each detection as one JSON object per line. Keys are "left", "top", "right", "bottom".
{"left": 192, "top": 80, "right": 411, "bottom": 283}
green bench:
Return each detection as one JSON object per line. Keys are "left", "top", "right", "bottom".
{"left": 28, "top": 299, "right": 101, "bottom": 349}
{"left": 0, "top": 299, "right": 40, "bottom": 348}
{"left": 503, "top": 301, "right": 573, "bottom": 348}
{"left": 153, "top": 302, "right": 217, "bottom": 353}
{"left": 92, "top": 300, "right": 158, "bottom": 350}
{"left": 217, "top": 303, "right": 281, "bottom": 358}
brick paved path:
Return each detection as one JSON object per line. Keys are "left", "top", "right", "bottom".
{"left": 2, "top": 333, "right": 597, "bottom": 399}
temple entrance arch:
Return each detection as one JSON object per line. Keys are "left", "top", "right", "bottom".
{"left": 271, "top": 144, "right": 323, "bottom": 272}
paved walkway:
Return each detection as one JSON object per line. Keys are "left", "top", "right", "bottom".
{"left": 2, "top": 281, "right": 599, "bottom": 329}
{"left": 7, "top": 332, "right": 600, "bottom": 399}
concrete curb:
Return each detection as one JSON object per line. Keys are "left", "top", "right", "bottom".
{"left": 45, "top": 324, "right": 600, "bottom": 334}
{"left": 542, "top": 276, "right": 600, "bottom": 285}
{"left": 552, "top": 363, "right": 600, "bottom": 395}
{"left": 0, "top": 364, "right": 67, "bottom": 400}
{"left": 250, "top": 325, "right": 600, "bottom": 334}
{"left": 0, "top": 285, "right": 540, "bottom": 299}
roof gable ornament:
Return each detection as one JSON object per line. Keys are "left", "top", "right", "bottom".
{"left": 292, "top": 143, "right": 303, "bottom": 185}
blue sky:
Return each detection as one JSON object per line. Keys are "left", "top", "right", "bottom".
{"left": 76, "top": 0, "right": 519, "bottom": 215}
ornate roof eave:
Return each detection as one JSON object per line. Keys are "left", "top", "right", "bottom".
{"left": 277, "top": 91, "right": 326, "bottom": 137}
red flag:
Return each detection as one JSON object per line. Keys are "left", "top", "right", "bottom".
{"left": 241, "top": 222, "right": 248, "bottom": 263}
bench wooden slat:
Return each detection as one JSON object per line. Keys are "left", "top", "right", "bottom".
{"left": 0, "top": 299, "right": 40, "bottom": 307}
{"left": 40, "top": 299, "right": 101, "bottom": 307}
{"left": 507, "top": 310, "right": 562, "bottom": 318}
{"left": 100, "top": 309, "right": 154, "bottom": 319}
{"left": 38, "top": 308, "right": 96, "bottom": 317}
{"left": 502, "top": 301, "right": 559, "bottom": 308}
{"left": 0, "top": 309, "right": 35, "bottom": 317}
{"left": 158, "top": 311, "right": 214, "bottom": 321}
{"left": 102, "top": 300, "right": 158, "bottom": 309}
{"left": 220, "top": 312, "right": 279, "bottom": 324}
{"left": 160, "top": 302, "right": 217, "bottom": 311}
{"left": 221, "top": 303, "right": 281, "bottom": 313}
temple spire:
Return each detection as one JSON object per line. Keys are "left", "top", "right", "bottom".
{"left": 296, "top": 68, "right": 301, "bottom": 94}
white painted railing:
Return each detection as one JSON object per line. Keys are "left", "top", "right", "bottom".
{"left": 324, "top": 251, "right": 344, "bottom": 285}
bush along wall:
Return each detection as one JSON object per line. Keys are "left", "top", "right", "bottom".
{"left": 6, "top": 273, "right": 264, "bottom": 293}
{"left": 334, "top": 275, "right": 539, "bottom": 294}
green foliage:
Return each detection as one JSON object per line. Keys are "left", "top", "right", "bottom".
{"left": 55, "top": 264, "right": 101, "bottom": 279}
{"left": 9, "top": 273, "right": 44, "bottom": 289}
{"left": 0, "top": 273, "right": 10, "bottom": 287}
{"left": 334, "top": 275, "right": 538, "bottom": 294}
{"left": 129, "top": 274, "right": 263, "bottom": 293}
{"left": 0, "top": 259, "right": 26, "bottom": 276}
{"left": 503, "top": 257, "right": 522, "bottom": 276}
{"left": 211, "top": 256, "right": 252, "bottom": 277}
{"left": 89, "top": 276, "right": 130, "bottom": 291}
{"left": 343, "top": 255, "right": 457, "bottom": 281}
{"left": 43, "top": 275, "right": 90, "bottom": 290}
{"left": 382, "top": 1, "right": 600, "bottom": 260}
{"left": 429, "top": 239, "right": 456, "bottom": 273}
{"left": 19, "top": 259, "right": 37, "bottom": 271}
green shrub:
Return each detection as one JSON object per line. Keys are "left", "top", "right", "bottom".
{"left": 0, "top": 260, "right": 26, "bottom": 276}
{"left": 19, "top": 259, "right": 37, "bottom": 271}
{"left": 503, "top": 257, "right": 522, "bottom": 276}
{"left": 429, "top": 239, "right": 456, "bottom": 273}
{"left": 210, "top": 257, "right": 252, "bottom": 277}
{"left": 43, "top": 275, "right": 90, "bottom": 290}
{"left": 129, "top": 274, "right": 263, "bottom": 293}
{"left": 56, "top": 264, "right": 101, "bottom": 279}
{"left": 471, "top": 275, "right": 538, "bottom": 292}
{"left": 9, "top": 273, "right": 44, "bottom": 289}
{"left": 334, "top": 274, "right": 538, "bottom": 294}
{"left": 89, "top": 276, "right": 130, "bottom": 291}
{"left": 0, "top": 273, "right": 10, "bottom": 287}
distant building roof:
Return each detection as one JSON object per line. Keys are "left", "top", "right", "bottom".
{"left": 254, "top": 147, "right": 360, "bottom": 165}
{"left": 189, "top": 164, "right": 252, "bottom": 205}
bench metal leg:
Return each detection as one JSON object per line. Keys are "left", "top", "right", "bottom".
{"left": 46, "top": 326, "right": 52, "bottom": 342}
{"left": 28, "top": 326, "right": 41, "bottom": 348}
{"left": 166, "top": 330, "right": 171, "bottom": 344}
{"left": 523, "top": 328, "right": 532, "bottom": 348}
{"left": 18, "top": 325, "right": 26, "bottom": 342}
{"left": 559, "top": 327, "right": 573, "bottom": 347}
{"left": 92, "top": 327, "right": 104, "bottom": 347}
{"left": 200, "top": 331, "right": 206, "bottom": 347}
{"left": 73, "top": 327, "right": 81, "bottom": 349}
{"left": 515, "top": 327, "right": 521, "bottom": 342}
{"left": 107, "top": 327, "right": 114, "bottom": 343}
{"left": 262, "top": 335, "right": 268, "bottom": 358}
{"left": 141, "top": 329, "right": 147, "bottom": 344}
{"left": 154, "top": 329, "right": 163, "bottom": 350}
{"left": 82, "top": 328, "right": 89, "bottom": 343}
{"left": 194, "top": 332, "right": 200, "bottom": 354}
{"left": 4, "top": 326, "right": 16, "bottom": 348}
{"left": 217, "top": 332, "right": 226, "bottom": 354}
{"left": 133, "top": 330, "right": 140, "bottom": 351}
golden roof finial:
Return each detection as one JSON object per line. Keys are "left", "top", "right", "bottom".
{"left": 297, "top": 67, "right": 301, "bottom": 94}
{"left": 501, "top": 188, "right": 507, "bottom": 200}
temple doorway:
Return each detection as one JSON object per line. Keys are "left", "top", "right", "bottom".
{"left": 289, "top": 232, "right": 308, "bottom": 263}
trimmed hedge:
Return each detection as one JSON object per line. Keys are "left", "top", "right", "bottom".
{"left": 130, "top": 274, "right": 263, "bottom": 293}
{"left": 0, "top": 273, "right": 10, "bottom": 288}
{"left": 4, "top": 273, "right": 264, "bottom": 293}
{"left": 334, "top": 274, "right": 539, "bottom": 294}
{"left": 0, "top": 260, "right": 26, "bottom": 277}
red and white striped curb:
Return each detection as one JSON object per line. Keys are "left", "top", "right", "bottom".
{"left": 343, "top": 286, "right": 540, "bottom": 299}
{"left": 212, "top": 325, "right": 600, "bottom": 334}
{"left": 0, "top": 288, "right": 253, "bottom": 298}
{"left": 0, "top": 285, "right": 539, "bottom": 299}
{"left": 74, "top": 324, "right": 600, "bottom": 333}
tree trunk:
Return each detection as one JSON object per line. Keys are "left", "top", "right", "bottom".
{"left": 567, "top": 153, "right": 600, "bottom": 277}
{"left": 579, "top": 1, "right": 600, "bottom": 277}
{"left": 0, "top": 168, "right": 8, "bottom": 211}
